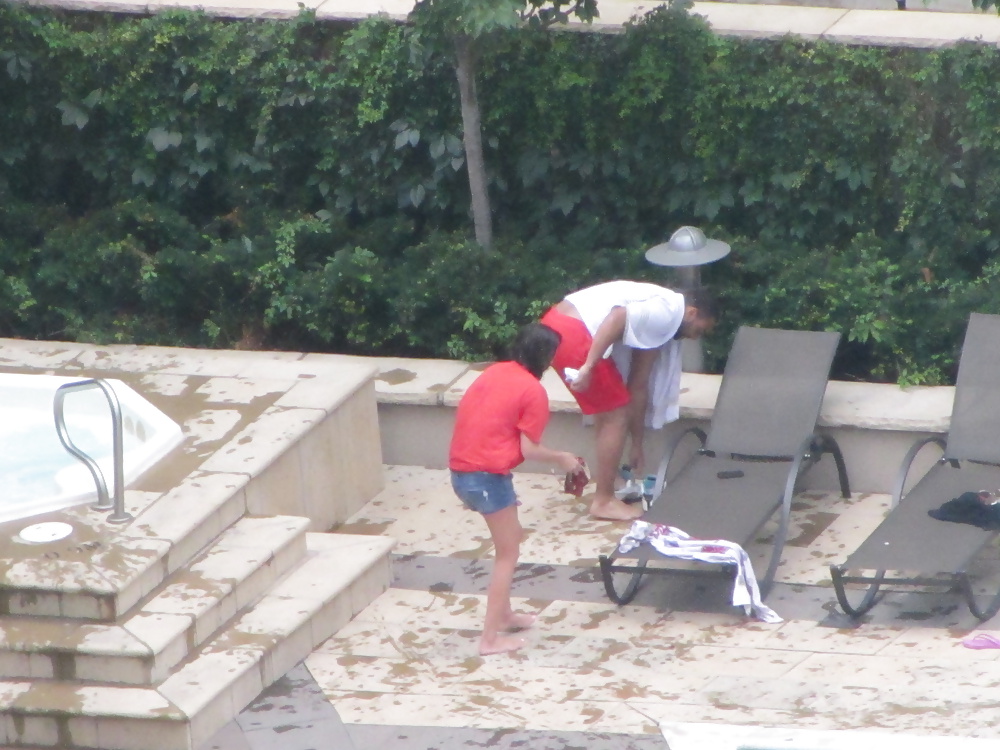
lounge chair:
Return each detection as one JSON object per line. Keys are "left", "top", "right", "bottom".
{"left": 830, "top": 312, "right": 1000, "bottom": 621}
{"left": 599, "top": 326, "right": 850, "bottom": 606}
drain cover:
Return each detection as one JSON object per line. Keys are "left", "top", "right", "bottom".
{"left": 18, "top": 522, "right": 73, "bottom": 544}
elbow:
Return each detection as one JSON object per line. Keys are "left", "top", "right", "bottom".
{"left": 520, "top": 435, "right": 539, "bottom": 460}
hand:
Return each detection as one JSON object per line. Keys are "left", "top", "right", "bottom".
{"left": 559, "top": 453, "right": 585, "bottom": 475}
{"left": 569, "top": 363, "right": 594, "bottom": 393}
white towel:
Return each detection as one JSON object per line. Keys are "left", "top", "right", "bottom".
{"left": 610, "top": 338, "right": 683, "bottom": 429}
{"left": 617, "top": 521, "right": 783, "bottom": 623}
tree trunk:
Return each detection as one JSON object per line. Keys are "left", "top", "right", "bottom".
{"left": 454, "top": 34, "right": 493, "bottom": 250}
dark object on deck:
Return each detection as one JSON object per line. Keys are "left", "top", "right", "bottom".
{"left": 831, "top": 313, "right": 1000, "bottom": 621}
{"left": 928, "top": 492, "right": 1000, "bottom": 531}
{"left": 599, "top": 327, "right": 850, "bottom": 608}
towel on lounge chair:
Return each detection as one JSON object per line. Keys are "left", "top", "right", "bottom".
{"left": 618, "top": 521, "right": 783, "bottom": 623}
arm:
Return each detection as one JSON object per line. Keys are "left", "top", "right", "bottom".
{"left": 520, "top": 433, "right": 584, "bottom": 475}
{"left": 571, "top": 306, "right": 627, "bottom": 393}
{"left": 624, "top": 347, "right": 658, "bottom": 473}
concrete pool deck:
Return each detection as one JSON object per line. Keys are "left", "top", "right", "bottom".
{"left": 210, "top": 465, "right": 1000, "bottom": 750}
{"left": 194, "top": 349, "right": 1000, "bottom": 750}
{"left": 0, "top": 336, "right": 998, "bottom": 749}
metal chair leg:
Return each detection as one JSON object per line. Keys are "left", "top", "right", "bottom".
{"left": 830, "top": 565, "right": 885, "bottom": 617}
{"left": 599, "top": 554, "right": 647, "bottom": 606}
{"left": 957, "top": 573, "right": 1000, "bottom": 621}
{"left": 815, "top": 434, "right": 851, "bottom": 499}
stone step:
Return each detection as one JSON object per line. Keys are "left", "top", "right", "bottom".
{"left": 0, "top": 515, "right": 310, "bottom": 686}
{"left": 0, "top": 532, "right": 395, "bottom": 750}
{"left": 1, "top": 472, "right": 253, "bottom": 622}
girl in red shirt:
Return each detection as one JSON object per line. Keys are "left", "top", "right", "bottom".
{"left": 449, "top": 323, "right": 586, "bottom": 655}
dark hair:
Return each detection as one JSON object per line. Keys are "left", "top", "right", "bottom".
{"left": 682, "top": 286, "right": 720, "bottom": 321}
{"left": 510, "top": 323, "right": 562, "bottom": 379}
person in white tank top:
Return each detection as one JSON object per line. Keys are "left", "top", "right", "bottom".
{"left": 541, "top": 281, "right": 717, "bottom": 521}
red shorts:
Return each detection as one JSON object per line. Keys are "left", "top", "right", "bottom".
{"left": 541, "top": 307, "right": 630, "bottom": 415}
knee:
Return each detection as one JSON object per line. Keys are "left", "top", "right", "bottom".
{"left": 495, "top": 529, "right": 524, "bottom": 561}
{"left": 597, "top": 407, "right": 628, "bottom": 428}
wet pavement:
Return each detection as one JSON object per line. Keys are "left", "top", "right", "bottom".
{"left": 203, "top": 465, "right": 1000, "bottom": 750}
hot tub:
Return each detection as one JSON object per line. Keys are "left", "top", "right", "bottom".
{"left": 0, "top": 374, "right": 183, "bottom": 524}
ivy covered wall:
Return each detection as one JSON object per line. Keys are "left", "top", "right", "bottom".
{"left": 2, "top": 1, "right": 1000, "bottom": 383}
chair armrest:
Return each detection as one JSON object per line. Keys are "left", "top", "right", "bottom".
{"left": 891, "top": 436, "right": 946, "bottom": 510}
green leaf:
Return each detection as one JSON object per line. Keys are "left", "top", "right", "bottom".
{"left": 82, "top": 88, "right": 103, "bottom": 108}
{"left": 445, "top": 134, "right": 464, "bottom": 155}
{"left": 131, "top": 166, "right": 155, "bottom": 186}
{"left": 551, "top": 190, "right": 579, "bottom": 215}
{"left": 56, "top": 101, "right": 88, "bottom": 129}
{"left": 194, "top": 133, "right": 214, "bottom": 152}
{"left": 147, "top": 128, "right": 182, "bottom": 152}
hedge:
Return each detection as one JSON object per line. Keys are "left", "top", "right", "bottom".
{"left": 3, "top": 1, "right": 1000, "bottom": 383}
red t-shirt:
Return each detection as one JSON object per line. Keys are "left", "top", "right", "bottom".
{"left": 449, "top": 361, "right": 550, "bottom": 474}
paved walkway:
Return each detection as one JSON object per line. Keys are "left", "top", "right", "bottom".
{"left": 204, "top": 464, "right": 1000, "bottom": 750}
{"left": 19, "top": 0, "right": 1000, "bottom": 48}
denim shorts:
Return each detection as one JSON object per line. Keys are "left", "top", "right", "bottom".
{"left": 451, "top": 471, "right": 518, "bottom": 515}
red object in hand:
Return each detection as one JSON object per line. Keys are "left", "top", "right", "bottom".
{"left": 564, "top": 458, "right": 589, "bottom": 497}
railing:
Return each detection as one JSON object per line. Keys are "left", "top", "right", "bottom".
{"left": 53, "top": 378, "right": 133, "bottom": 524}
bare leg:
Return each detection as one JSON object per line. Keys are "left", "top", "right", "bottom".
{"left": 480, "top": 505, "right": 529, "bottom": 655}
{"left": 589, "top": 408, "right": 643, "bottom": 521}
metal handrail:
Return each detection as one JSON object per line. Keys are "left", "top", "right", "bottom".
{"left": 53, "top": 378, "right": 132, "bottom": 524}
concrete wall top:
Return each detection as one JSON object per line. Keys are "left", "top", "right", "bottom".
{"left": 0, "top": 335, "right": 950, "bottom": 433}
{"left": 366, "top": 354, "right": 954, "bottom": 434}
{"left": 12, "top": 0, "right": 1000, "bottom": 48}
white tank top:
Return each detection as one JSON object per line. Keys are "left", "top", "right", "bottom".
{"left": 564, "top": 280, "right": 684, "bottom": 351}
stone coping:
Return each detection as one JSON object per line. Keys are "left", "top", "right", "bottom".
{"left": 0, "top": 337, "right": 380, "bottom": 613}
{"left": 368, "top": 355, "right": 955, "bottom": 434}
{"left": 16, "top": 0, "right": 1000, "bottom": 49}
{"left": 0, "top": 338, "right": 377, "bottom": 412}
{"left": 0, "top": 335, "right": 954, "bottom": 433}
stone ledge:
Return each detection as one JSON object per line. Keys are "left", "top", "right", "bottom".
{"left": 0, "top": 335, "right": 956, "bottom": 437}
{"left": 821, "top": 379, "right": 953, "bottom": 432}
{"left": 820, "top": 8, "right": 1000, "bottom": 46}
{"left": 376, "top": 356, "right": 955, "bottom": 435}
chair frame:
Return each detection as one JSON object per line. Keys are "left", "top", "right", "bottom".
{"left": 830, "top": 437, "right": 1000, "bottom": 621}
{"left": 829, "top": 312, "right": 1000, "bottom": 622}
{"left": 599, "top": 426, "right": 850, "bottom": 607}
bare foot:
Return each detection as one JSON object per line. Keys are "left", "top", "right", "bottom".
{"left": 479, "top": 635, "right": 526, "bottom": 655}
{"left": 590, "top": 496, "right": 644, "bottom": 521}
{"left": 503, "top": 612, "right": 536, "bottom": 631}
